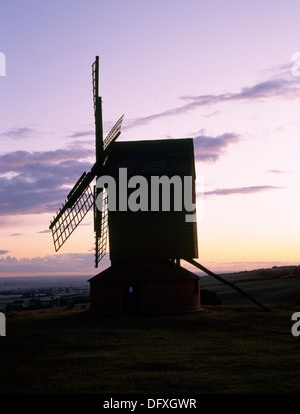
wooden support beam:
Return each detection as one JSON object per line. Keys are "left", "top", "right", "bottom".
{"left": 185, "top": 258, "right": 272, "bottom": 312}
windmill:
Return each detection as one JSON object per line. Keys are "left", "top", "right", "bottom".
{"left": 49, "top": 56, "right": 124, "bottom": 268}
{"left": 49, "top": 57, "right": 271, "bottom": 315}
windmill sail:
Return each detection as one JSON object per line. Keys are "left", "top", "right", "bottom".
{"left": 49, "top": 57, "right": 123, "bottom": 267}
{"left": 49, "top": 172, "right": 95, "bottom": 251}
{"left": 66, "top": 170, "right": 96, "bottom": 207}
{"left": 103, "top": 114, "right": 124, "bottom": 151}
{"left": 92, "top": 57, "right": 99, "bottom": 116}
{"left": 94, "top": 187, "right": 109, "bottom": 267}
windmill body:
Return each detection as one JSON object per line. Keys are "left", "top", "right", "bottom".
{"left": 89, "top": 138, "right": 201, "bottom": 315}
{"left": 103, "top": 138, "right": 198, "bottom": 266}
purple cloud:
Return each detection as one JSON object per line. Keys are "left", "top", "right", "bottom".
{"left": 123, "top": 75, "right": 300, "bottom": 131}
{"left": 0, "top": 147, "right": 94, "bottom": 173}
{"left": 193, "top": 133, "right": 240, "bottom": 162}
{"left": 0, "top": 250, "right": 9, "bottom": 255}
{"left": 181, "top": 77, "right": 300, "bottom": 106}
{"left": 0, "top": 253, "right": 108, "bottom": 274}
{"left": 0, "top": 147, "right": 94, "bottom": 215}
{"left": 68, "top": 130, "right": 94, "bottom": 138}
{"left": 0, "top": 127, "right": 35, "bottom": 139}
{"left": 265, "top": 169, "right": 291, "bottom": 174}
{"left": 203, "top": 185, "right": 283, "bottom": 197}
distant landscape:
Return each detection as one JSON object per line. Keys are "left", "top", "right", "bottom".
{"left": 0, "top": 274, "right": 90, "bottom": 289}
{"left": 0, "top": 274, "right": 90, "bottom": 312}
{"left": 1, "top": 265, "right": 299, "bottom": 313}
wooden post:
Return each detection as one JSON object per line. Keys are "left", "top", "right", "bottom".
{"left": 185, "top": 258, "right": 272, "bottom": 312}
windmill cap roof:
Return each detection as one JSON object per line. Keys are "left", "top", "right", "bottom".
{"left": 103, "top": 138, "right": 195, "bottom": 176}
{"left": 88, "top": 260, "right": 201, "bottom": 283}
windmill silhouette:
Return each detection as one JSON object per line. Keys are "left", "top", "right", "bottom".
{"left": 49, "top": 57, "right": 271, "bottom": 314}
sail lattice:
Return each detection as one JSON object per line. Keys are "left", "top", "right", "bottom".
{"left": 50, "top": 185, "right": 94, "bottom": 252}
{"left": 94, "top": 188, "right": 109, "bottom": 267}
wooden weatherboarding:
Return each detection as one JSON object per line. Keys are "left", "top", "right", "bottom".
{"left": 49, "top": 57, "right": 271, "bottom": 314}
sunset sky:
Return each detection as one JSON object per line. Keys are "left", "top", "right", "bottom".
{"left": 0, "top": 0, "right": 299, "bottom": 277}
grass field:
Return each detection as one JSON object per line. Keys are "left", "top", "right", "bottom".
{"left": 201, "top": 274, "right": 300, "bottom": 306}
{"left": 1, "top": 303, "right": 299, "bottom": 395}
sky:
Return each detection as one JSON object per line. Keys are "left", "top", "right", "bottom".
{"left": 0, "top": 0, "right": 299, "bottom": 277}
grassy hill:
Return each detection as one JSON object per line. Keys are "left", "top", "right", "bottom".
{"left": 1, "top": 265, "right": 300, "bottom": 396}
{"left": 200, "top": 265, "right": 300, "bottom": 306}
{"left": 1, "top": 303, "right": 299, "bottom": 395}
